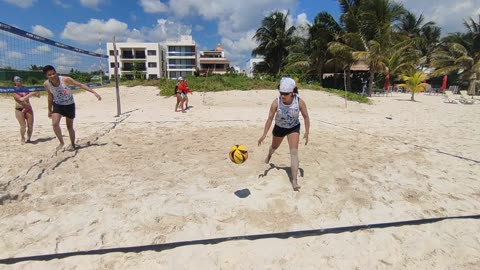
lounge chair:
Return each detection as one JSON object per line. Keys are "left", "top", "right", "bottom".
{"left": 444, "top": 91, "right": 460, "bottom": 104}
{"left": 448, "top": 85, "right": 459, "bottom": 94}
{"left": 459, "top": 90, "right": 475, "bottom": 104}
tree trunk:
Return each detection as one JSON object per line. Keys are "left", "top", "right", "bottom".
{"left": 317, "top": 65, "right": 324, "bottom": 87}
{"left": 411, "top": 91, "right": 415, "bottom": 101}
{"left": 333, "top": 72, "right": 338, "bottom": 89}
{"left": 468, "top": 73, "right": 477, "bottom": 95}
{"left": 368, "top": 71, "right": 374, "bottom": 97}
{"left": 346, "top": 68, "right": 352, "bottom": 92}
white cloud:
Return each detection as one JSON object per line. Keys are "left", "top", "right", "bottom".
{"left": 61, "top": 19, "right": 130, "bottom": 44}
{"left": 168, "top": 0, "right": 295, "bottom": 37}
{"left": 293, "top": 13, "right": 310, "bottom": 39}
{"left": 6, "top": 51, "right": 24, "bottom": 59}
{"left": 165, "top": 0, "right": 296, "bottom": 67}
{"left": 32, "top": 25, "right": 54, "bottom": 38}
{"left": 53, "top": 53, "right": 82, "bottom": 73}
{"left": 139, "top": 0, "right": 168, "bottom": 13}
{"left": 31, "top": 45, "right": 51, "bottom": 54}
{"left": 53, "top": 0, "right": 70, "bottom": 8}
{"left": 79, "top": 0, "right": 106, "bottom": 9}
{"left": 2, "top": 0, "right": 36, "bottom": 8}
{"left": 221, "top": 30, "right": 258, "bottom": 68}
{"left": 60, "top": 18, "right": 192, "bottom": 44}
{"left": 396, "top": 0, "right": 480, "bottom": 34}
{"left": 142, "top": 19, "right": 192, "bottom": 41}
{"left": 194, "top": 24, "right": 204, "bottom": 32}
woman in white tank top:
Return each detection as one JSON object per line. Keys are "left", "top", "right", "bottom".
{"left": 258, "top": 77, "right": 310, "bottom": 191}
{"left": 43, "top": 65, "right": 102, "bottom": 151}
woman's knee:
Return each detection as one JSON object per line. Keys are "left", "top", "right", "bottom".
{"left": 52, "top": 120, "right": 61, "bottom": 128}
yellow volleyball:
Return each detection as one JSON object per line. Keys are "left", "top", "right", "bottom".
{"left": 229, "top": 144, "right": 248, "bottom": 164}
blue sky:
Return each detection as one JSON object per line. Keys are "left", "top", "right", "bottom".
{"left": 0, "top": 0, "right": 478, "bottom": 72}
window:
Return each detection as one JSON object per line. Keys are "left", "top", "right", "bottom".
{"left": 109, "top": 50, "right": 115, "bottom": 56}
{"left": 122, "top": 50, "right": 133, "bottom": 59}
{"left": 148, "top": 62, "right": 157, "bottom": 68}
{"left": 110, "top": 62, "right": 117, "bottom": 68}
{"left": 134, "top": 51, "right": 146, "bottom": 59}
{"left": 148, "top": 74, "right": 158, "bottom": 79}
{"left": 147, "top": 50, "right": 156, "bottom": 56}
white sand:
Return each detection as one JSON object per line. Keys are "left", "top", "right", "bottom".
{"left": 0, "top": 87, "right": 479, "bottom": 269}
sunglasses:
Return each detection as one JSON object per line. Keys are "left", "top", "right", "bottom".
{"left": 279, "top": 92, "right": 291, "bottom": 96}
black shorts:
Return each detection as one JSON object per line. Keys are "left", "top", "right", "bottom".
{"left": 52, "top": 103, "right": 76, "bottom": 119}
{"left": 272, "top": 124, "right": 300, "bottom": 137}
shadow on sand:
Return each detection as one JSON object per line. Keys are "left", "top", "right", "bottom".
{"left": 258, "top": 163, "right": 304, "bottom": 182}
{"left": 27, "top": 137, "right": 56, "bottom": 144}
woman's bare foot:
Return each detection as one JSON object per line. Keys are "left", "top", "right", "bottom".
{"left": 56, "top": 143, "right": 64, "bottom": 151}
{"left": 292, "top": 179, "right": 301, "bottom": 191}
{"left": 265, "top": 154, "right": 272, "bottom": 164}
{"left": 20, "top": 138, "right": 26, "bottom": 145}
{"left": 66, "top": 144, "right": 77, "bottom": 151}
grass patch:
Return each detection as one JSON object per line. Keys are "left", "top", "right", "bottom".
{"left": 1, "top": 76, "right": 369, "bottom": 104}
{"left": 323, "top": 87, "right": 370, "bottom": 103}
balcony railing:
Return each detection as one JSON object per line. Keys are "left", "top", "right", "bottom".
{"left": 121, "top": 67, "right": 147, "bottom": 71}
{"left": 120, "top": 55, "right": 146, "bottom": 59}
{"left": 168, "top": 64, "right": 196, "bottom": 69}
{"left": 167, "top": 52, "right": 196, "bottom": 57}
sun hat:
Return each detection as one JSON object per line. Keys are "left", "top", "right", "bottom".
{"left": 177, "top": 76, "right": 184, "bottom": 81}
{"left": 279, "top": 77, "right": 296, "bottom": 93}
{"left": 14, "top": 76, "right": 23, "bottom": 82}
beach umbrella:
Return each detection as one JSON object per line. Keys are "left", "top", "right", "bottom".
{"left": 440, "top": 75, "right": 447, "bottom": 90}
{"left": 384, "top": 74, "right": 390, "bottom": 90}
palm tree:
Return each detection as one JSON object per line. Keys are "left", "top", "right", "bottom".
{"left": 395, "top": 11, "right": 434, "bottom": 38}
{"left": 286, "top": 12, "right": 343, "bottom": 85}
{"left": 252, "top": 11, "right": 296, "bottom": 76}
{"left": 383, "top": 39, "right": 419, "bottom": 83}
{"left": 431, "top": 15, "right": 480, "bottom": 95}
{"left": 401, "top": 70, "right": 427, "bottom": 101}
{"left": 395, "top": 11, "right": 440, "bottom": 69}
{"left": 346, "top": 0, "right": 406, "bottom": 95}
{"left": 28, "top": 64, "right": 43, "bottom": 71}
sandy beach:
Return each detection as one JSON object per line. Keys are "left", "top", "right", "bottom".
{"left": 0, "top": 86, "right": 479, "bottom": 269}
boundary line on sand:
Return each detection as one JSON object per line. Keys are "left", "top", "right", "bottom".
{"left": 0, "top": 214, "right": 479, "bottom": 264}
{"left": 318, "top": 120, "right": 480, "bottom": 164}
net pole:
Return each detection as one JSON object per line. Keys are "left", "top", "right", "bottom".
{"left": 98, "top": 33, "right": 103, "bottom": 85}
{"left": 113, "top": 36, "right": 121, "bottom": 116}
{"left": 344, "top": 69, "right": 347, "bottom": 109}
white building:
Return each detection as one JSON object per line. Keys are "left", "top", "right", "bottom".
{"left": 106, "top": 35, "right": 198, "bottom": 80}
{"left": 246, "top": 57, "right": 264, "bottom": 78}
{"left": 198, "top": 43, "right": 230, "bottom": 75}
{"left": 106, "top": 42, "right": 163, "bottom": 80}
{"left": 162, "top": 35, "right": 197, "bottom": 79}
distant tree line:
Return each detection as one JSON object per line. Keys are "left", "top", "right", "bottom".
{"left": 252, "top": 0, "right": 480, "bottom": 96}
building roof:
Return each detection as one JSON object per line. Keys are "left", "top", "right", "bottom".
{"left": 350, "top": 61, "right": 369, "bottom": 71}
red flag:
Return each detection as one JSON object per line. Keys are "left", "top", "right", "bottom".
{"left": 384, "top": 74, "right": 390, "bottom": 90}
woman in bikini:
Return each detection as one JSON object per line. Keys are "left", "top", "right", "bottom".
{"left": 258, "top": 77, "right": 310, "bottom": 191}
{"left": 174, "top": 77, "right": 186, "bottom": 113}
{"left": 12, "top": 76, "right": 39, "bottom": 144}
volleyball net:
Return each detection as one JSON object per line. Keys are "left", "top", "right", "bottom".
{"left": 0, "top": 21, "right": 108, "bottom": 93}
